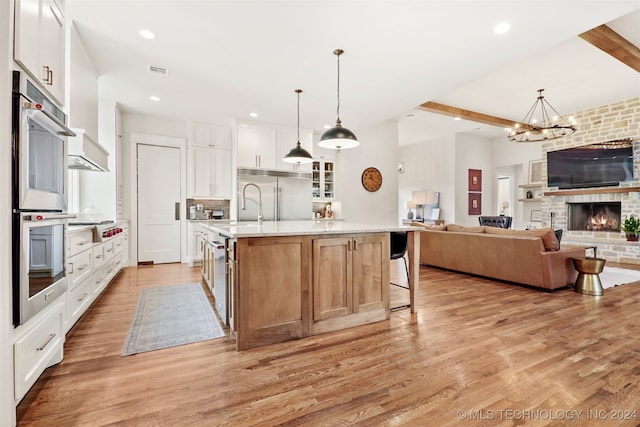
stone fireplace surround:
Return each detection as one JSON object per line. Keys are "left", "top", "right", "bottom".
{"left": 538, "top": 97, "right": 640, "bottom": 264}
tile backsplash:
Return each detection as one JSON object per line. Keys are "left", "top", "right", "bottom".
{"left": 186, "top": 199, "right": 230, "bottom": 219}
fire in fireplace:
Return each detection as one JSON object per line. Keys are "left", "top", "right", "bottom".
{"left": 568, "top": 202, "right": 621, "bottom": 231}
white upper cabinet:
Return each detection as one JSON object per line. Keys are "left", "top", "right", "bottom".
{"left": 193, "top": 122, "right": 232, "bottom": 149}
{"left": 188, "top": 122, "right": 232, "bottom": 199}
{"left": 14, "top": 0, "right": 66, "bottom": 105}
{"left": 236, "top": 124, "right": 277, "bottom": 169}
{"left": 236, "top": 122, "right": 314, "bottom": 171}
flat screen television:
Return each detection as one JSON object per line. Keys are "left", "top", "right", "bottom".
{"left": 547, "top": 139, "right": 634, "bottom": 189}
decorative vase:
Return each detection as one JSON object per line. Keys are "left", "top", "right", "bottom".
{"left": 625, "top": 232, "right": 638, "bottom": 242}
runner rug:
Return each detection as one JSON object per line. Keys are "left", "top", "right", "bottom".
{"left": 122, "top": 283, "right": 224, "bottom": 356}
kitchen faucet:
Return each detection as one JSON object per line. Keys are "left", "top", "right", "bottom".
{"left": 241, "top": 183, "right": 263, "bottom": 224}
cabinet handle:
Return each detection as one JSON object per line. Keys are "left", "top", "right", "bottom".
{"left": 48, "top": 69, "right": 53, "bottom": 86}
{"left": 36, "top": 333, "right": 56, "bottom": 351}
{"left": 78, "top": 263, "right": 89, "bottom": 271}
{"left": 42, "top": 65, "right": 50, "bottom": 83}
{"left": 347, "top": 240, "right": 351, "bottom": 251}
{"left": 68, "top": 262, "right": 74, "bottom": 274}
{"left": 79, "top": 241, "right": 90, "bottom": 246}
{"left": 96, "top": 254, "right": 103, "bottom": 259}
{"left": 78, "top": 292, "right": 89, "bottom": 302}
{"left": 353, "top": 239, "right": 358, "bottom": 251}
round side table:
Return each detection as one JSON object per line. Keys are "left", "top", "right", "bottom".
{"left": 571, "top": 257, "right": 606, "bottom": 296}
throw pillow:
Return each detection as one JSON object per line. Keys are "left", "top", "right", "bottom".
{"left": 484, "top": 227, "right": 560, "bottom": 251}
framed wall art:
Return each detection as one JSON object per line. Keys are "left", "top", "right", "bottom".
{"left": 468, "top": 169, "right": 482, "bottom": 192}
{"left": 468, "top": 193, "right": 482, "bottom": 215}
{"left": 529, "top": 159, "right": 543, "bottom": 185}
{"left": 530, "top": 210, "right": 543, "bottom": 222}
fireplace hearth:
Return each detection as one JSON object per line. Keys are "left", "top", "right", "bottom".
{"left": 568, "top": 202, "right": 621, "bottom": 231}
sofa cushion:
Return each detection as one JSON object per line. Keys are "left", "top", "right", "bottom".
{"left": 484, "top": 227, "right": 560, "bottom": 251}
{"left": 446, "top": 224, "right": 486, "bottom": 233}
{"left": 410, "top": 222, "right": 447, "bottom": 231}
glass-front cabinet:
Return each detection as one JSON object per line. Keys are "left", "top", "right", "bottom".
{"left": 312, "top": 158, "right": 334, "bottom": 199}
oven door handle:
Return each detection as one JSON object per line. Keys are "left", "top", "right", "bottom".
{"left": 25, "top": 213, "right": 77, "bottom": 221}
{"left": 24, "top": 101, "right": 76, "bottom": 137}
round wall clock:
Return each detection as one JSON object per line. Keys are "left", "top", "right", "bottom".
{"left": 361, "top": 167, "right": 383, "bottom": 192}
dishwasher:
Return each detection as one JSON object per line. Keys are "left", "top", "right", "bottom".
{"left": 212, "top": 235, "right": 228, "bottom": 326}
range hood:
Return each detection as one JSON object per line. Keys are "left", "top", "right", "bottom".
{"left": 67, "top": 128, "right": 109, "bottom": 172}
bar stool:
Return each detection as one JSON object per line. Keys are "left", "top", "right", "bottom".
{"left": 571, "top": 246, "right": 605, "bottom": 296}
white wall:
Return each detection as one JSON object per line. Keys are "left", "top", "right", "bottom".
{"left": 75, "top": 101, "right": 118, "bottom": 220}
{"left": 121, "top": 113, "right": 188, "bottom": 264}
{"left": 398, "top": 132, "right": 542, "bottom": 228}
{"left": 335, "top": 120, "right": 400, "bottom": 223}
{"left": 398, "top": 135, "right": 456, "bottom": 224}
{"left": 454, "top": 133, "right": 494, "bottom": 225}
{"left": 1, "top": 2, "right": 15, "bottom": 425}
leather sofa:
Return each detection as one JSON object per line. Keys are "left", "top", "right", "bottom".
{"left": 411, "top": 223, "right": 585, "bottom": 291}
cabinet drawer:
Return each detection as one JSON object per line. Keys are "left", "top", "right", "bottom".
{"left": 68, "top": 229, "right": 93, "bottom": 257}
{"left": 93, "top": 243, "right": 106, "bottom": 269}
{"left": 14, "top": 303, "right": 64, "bottom": 401}
{"left": 103, "top": 241, "right": 115, "bottom": 260}
{"left": 68, "top": 249, "right": 92, "bottom": 291}
{"left": 112, "top": 235, "right": 124, "bottom": 255}
{"left": 93, "top": 263, "right": 109, "bottom": 295}
{"left": 68, "top": 275, "right": 93, "bottom": 327}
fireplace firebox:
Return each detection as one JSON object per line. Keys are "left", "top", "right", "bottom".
{"left": 567, "top": 202, "right": 621, "bottom": 231}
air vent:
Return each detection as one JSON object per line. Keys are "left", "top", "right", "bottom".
{"left": 148, "top": 65, "right": 168, "bottom": 76}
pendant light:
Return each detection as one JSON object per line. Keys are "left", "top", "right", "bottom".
{"left": 507, "top": 89, "right": 577, "bottom": 142}
{"left": 319, "top": 49, "right": 359, "bottom": 151}
{"left": 283, "top": 89, "right": 314, "bottom": 164}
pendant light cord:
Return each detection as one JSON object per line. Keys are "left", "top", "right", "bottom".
{"left": 336, "top": 51, "right": 341, "bottom": 124}
{"left": 297, "top": 90, "right": 301, "bottom": 143}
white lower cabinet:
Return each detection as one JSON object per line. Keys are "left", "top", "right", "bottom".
{"left": 14, "top": 224, "right": 129, "bottom": 407}
{"left": 14, "top": 301, "right": 64, "bottom": 401}
{"left": 65, "top": 226, "right": 128, "bottom": 333}
{"left": 68, "top": 275, "right": 93, "bottom": 326}
{"left": 188, "top": 222, "right": 205, "bottom": 267}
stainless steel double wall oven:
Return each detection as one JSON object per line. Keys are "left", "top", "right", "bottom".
{"left": 11, "top": 70, "right": 76, "bottom": 326}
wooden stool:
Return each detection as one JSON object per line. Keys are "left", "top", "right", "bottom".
{"left": 571, "top": 257, "right": 606, "bottom": 296}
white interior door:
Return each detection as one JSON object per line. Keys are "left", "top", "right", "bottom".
{"left": 137, "top": 144, "right": 181, "bottom": 264}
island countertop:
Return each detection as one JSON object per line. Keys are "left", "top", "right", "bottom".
{"left": 201, "top": 220, "right": 422, "bottom": 238}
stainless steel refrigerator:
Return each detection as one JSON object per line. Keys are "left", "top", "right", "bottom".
{"left": 237, "top": 168, "right": 312, "bottom": 221}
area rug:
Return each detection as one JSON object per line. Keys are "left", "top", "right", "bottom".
{"left": 122, "top": 283, "right": 224, "bottom": 356}
{"left": 599, "top": 267, "right": 640, "bottom": 289}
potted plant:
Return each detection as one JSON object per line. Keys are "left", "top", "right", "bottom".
{"left": 622, "top": 214, "right": 640, "bottom": 241}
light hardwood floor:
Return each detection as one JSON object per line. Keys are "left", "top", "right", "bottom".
{"left": 17, "top": 260, "right": 640, "bottom": 426}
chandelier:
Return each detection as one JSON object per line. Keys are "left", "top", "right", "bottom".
{"left": 508, "top": 89, "right": 577, "bottom": 142}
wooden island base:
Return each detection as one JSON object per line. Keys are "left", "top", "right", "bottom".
{"left": 202, "top": 220, "right": 421, "bottom": 351}
{"left": 235, "top": 233, "right": 390, "bottom": 350}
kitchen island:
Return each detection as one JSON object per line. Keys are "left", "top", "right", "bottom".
{"left": 201, "top": 220, "right": 421, "bottom": 350}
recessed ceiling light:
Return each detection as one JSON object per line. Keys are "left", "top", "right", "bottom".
{"left": 323, "top": 124, "right": 331, "bottom": 129}
{"left": 249, "top": 112, "right": 258, "bottom": 118}
{"left": 493, "top": 22, "right": 511, "bottom": 35}
{"left": 454, "top": 117, "right": 461, "bottom": 121}
{"left": 149, "top": 96, "right": 160, "bottom": 102}
{"left": 139, "top": 29, "right": 155, "bottom": 39}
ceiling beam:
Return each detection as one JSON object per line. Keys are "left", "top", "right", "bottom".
{"left": 418, "top": 101, "right": 531, "bottom": 130}
{"left": 579, "top": 24, "right": 640, "bottom": 73}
